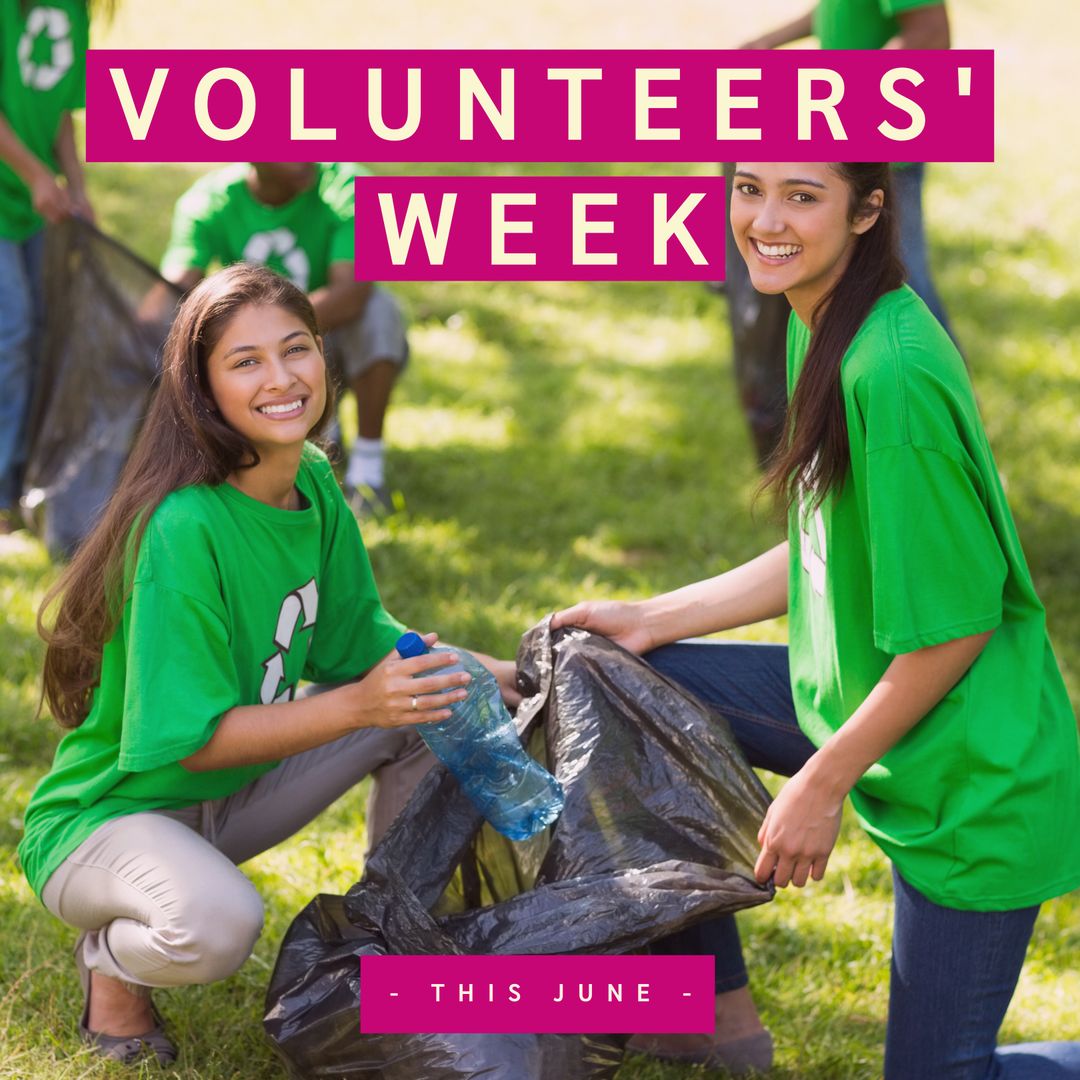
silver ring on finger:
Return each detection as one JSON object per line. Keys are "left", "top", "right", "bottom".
{"left": 411, "top": 695, "right": 418, "bottom": 711}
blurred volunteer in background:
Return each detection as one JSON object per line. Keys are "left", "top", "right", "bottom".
{"left": 0, "top": 0, "right": 97, "bottom": 534}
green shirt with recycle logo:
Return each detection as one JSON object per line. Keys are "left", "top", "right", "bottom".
{"left": 160, "top": 162, "right": 366, "bottom": 290}
{"left": 0, "top": 0, "right": 89, "bottom": 240}
{"left": 19, "top": 445, "right": 404, "bottom": 899}
{"left": 786, "top": 286, "right": 1080, "bottom": 911}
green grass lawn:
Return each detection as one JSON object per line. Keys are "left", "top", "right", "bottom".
{"left": 2, "top": 0, "right": 1079, "bottom": 1077}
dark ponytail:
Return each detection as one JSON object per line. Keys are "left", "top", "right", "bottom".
{"left": 761, "top": 163, "right": 905, "bottom": 512}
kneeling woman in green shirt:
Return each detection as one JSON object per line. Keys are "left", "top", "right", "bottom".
{"left": 554, "top": 163, "right": 1080, "bottom": 1078}
{"left": 19, "top": 264, "right": 517, "bottom": 1065}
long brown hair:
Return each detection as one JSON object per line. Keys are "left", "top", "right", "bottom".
{"left": 761, "top": 163, "right": 905, "bottom": 512}
{"left": 39, "top": 264, "right": 336, "bottom": 728}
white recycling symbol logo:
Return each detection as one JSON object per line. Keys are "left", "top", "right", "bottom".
{"left": 243, "top": 229, "right": 311, "bottom": 291}
{"left": 19, "top": 7, "right": 74, "bottom": 91}
{"left": 260, "top": 578, "right": 319, "bottom": 705}
{"left": 799, "top": 497, "right": 827, "bottom": 598}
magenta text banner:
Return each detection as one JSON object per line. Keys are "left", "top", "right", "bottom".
{"left": 87, "top": 49, "right": 993, "bottom": 163}
{"left": 359, "top": 954, "right": 715, "bottom": 1033}
{"left": 355, "top": 175, "right": 726, "bottom": 282}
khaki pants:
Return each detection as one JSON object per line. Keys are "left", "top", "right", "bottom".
{"left": 41, "top": 726, "right": 434, "bottom": 989}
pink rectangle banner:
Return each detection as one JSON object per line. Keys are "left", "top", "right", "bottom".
{"left": 87, "top": 49, "right": 993, "bottom": 163}
{"left": 355, "top": 175, "right": 726, "bottom": 282}
{"left": 359, "top": 954, "right": 715, "bottom": 1034}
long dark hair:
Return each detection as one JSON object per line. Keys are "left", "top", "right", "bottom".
{"left": 761, "top": 163, "right": 905, "bottom": 512}
{"left": 39, "top": 264, "right": 336, "bottom": 728}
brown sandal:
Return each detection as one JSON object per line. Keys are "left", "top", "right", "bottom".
{"left": 74, "top": 936, "right": 177, "bottom": 1066}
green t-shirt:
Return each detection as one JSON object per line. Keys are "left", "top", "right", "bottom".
{"left": 814, "top": 0, "right": 942, "bottom": 49}
{"left": 159, "top": 162, "right": 365, "bottom": 291}
{"left": 0, "top": 0, "right": 88, "bottom": 241}
{"left": 786, "top": 286, "right": 1080, "bottom": 911}
{"left": 19, "top": 445, "right": 404, "bottom": 899}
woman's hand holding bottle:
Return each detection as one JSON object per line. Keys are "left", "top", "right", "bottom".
{"left": 346, "top": 632, "right": 471, "bottom": 729}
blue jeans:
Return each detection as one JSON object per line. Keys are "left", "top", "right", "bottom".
{"left": 893, "top": 162, "right": 957, "bottom": 342}
{"left": 0, "top": 229, "right": 46, "bottom": 510}
{"left": 645, "top": 641, "right": 1080, "bottom": 1078}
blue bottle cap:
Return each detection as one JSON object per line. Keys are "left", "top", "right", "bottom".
{"left": 396, "top": 631, "right": 429, "bottom": 658}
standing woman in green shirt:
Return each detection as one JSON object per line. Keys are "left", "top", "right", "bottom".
{"left": 0, "top": 0, "right": 99, "bottom": 533}
{"left": 554, "top": 163, "right": 1080, "bottom": 1078}
{"left": 19, "top": 264, "right": 517, "bottom": 1064}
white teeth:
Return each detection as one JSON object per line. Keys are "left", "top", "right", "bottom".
{"left": 258, "top": 400, "right": 303, "bottom": 415}
{"left": 755, "top": 241, "right": 802, "bottom": 257}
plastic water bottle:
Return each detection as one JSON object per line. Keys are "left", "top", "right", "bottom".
{"left": 396, "top": 632, "right": 564, "bottom": 840}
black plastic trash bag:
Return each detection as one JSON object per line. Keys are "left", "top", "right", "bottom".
{"left": 23, "top": 219, "right": 179, "bottom": 556}
{"left": 264, "top": 619, "right": 773, "bottom": 1079}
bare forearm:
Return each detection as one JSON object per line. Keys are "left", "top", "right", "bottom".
{"left": 742, "top": 8, "right": 815, "bottom": 48}
{"left": 755, "top": 627, "right": 994, "bottom": 888}
{"left": 181, "top": 639, "right": 471, "bottom": 771}
{"left": 462, "top": 645, "right": 522, "bottom": 708}
{"left": 181, "top": 690, "right": 358, "bottom": 771}
{"left": 165, "top": 268, "right": 205, "bottom": 294}
{"left": 0, "top": 110, "right": 51, "bottom": 188}
{"left": 55, "top": 113, "right": 84, "bottom": 195}
{"left": 639, "top": 541, "right": 789, "bottom": 647}
{"left": 309, "top": 275, "right": 371, "bottom": 333}
{"left": 806, "top": 629, "right": 994, "bottom": 797}
{"left": 884, "top": 4, "right": 950, "bottom": 48}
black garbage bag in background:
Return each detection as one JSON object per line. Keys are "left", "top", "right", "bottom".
{"left": 23, "top": 219, "right": 179, "bottom": 557}
{"left": 264, "top": 620, "right": 773, "bottom": 1079}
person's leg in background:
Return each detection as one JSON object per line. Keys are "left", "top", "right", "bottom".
{"left": 0, "top": 231, "right": 44, "bottom": 532}
{"left": 892, "top": 162, "right": 959, "bottom": 344}
{"left": 886, "top": 867, "right": 1080, "bottom": 1080}
{"left": 722, "top": 162, "right": 791, "bottom": 468}
{"left": 631, "top": 640, "right": 818, "bottom": 1074}
{"left": 327, "top": 286, "right": 409, "bottom": 515}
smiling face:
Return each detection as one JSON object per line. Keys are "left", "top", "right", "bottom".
{"left": 730, "top": 163, "right": 882, "bottom": 324}
{"left": 205, "top": 303, "right": 327, "bottom": 457}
